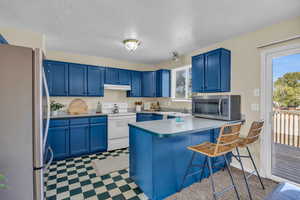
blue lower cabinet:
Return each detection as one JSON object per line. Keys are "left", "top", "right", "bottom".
{"left": 136, "top": 113, "right": 163, "bottom": 122}
{"left": 90, "top": 123, "right": 107, "bottom": 153}
{"left": 47, "top": 117, "right": 108, "bottom": 160}
{"left": 153, "top": 114, "right": 163, "bottom": 120}
{"left": 48, "top": 126, "right": 70, "bottom": 160}
{"left": 70, "top": 124, "right": 90, "bottom": 156}
{"left": 167, "top": 115, "right": 176, "bottom": 119}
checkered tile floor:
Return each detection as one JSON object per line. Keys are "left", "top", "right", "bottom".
{"left": 44, "top": 148, "right": 148, "bottom": 200}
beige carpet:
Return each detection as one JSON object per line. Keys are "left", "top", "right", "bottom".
{"left": 166, "top": 167, "right": 278, "bottom": 200}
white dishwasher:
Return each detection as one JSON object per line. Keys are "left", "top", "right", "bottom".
{"left": 108, "top": 113, "right": 136, "bottom": 150}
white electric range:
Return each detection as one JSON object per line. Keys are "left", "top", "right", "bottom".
{"left": 100, "top": 103, "right": 136, "bottom": 150}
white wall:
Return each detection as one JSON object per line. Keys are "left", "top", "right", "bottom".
{"left": 0, "top": 27, "right": 45, "bottom": 51}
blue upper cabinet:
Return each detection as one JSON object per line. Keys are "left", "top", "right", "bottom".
{"left": 119, "top": 69, "right": 131, "bottom": 85}
{"left": 156, "top": 69, "right": 170, "bottom": 97}
{"left": 105, "top": 68, "right": 119, "bottom": 84}
{"left": 142, "top": 71, "right": 156, "bottom": 97}
{"left": 105, "top": 68, "right": 130, "bottom": 85}
{"left": 192, "top": 54, "right": 205, "bottom": 92}
{"left": 69, "top": 63, "right": 87, "bottom": 96}
{"left": 87, "top": 66, "right": 104, "bottom": 96}
{"left": 192, "top": 48, "right": 231, "bottom": 93}
{"left": 127, "top": 71, "right": 142, "bottom": 97}
{"left": 0, "top": 34, "right": 8, "bottom": 44}
{"left": 44, "top": 60, "right": 69, "bottom": 96}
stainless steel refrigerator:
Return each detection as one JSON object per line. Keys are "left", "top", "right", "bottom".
{"left": 0, "top": 44, "right": 51, "bottom": 200}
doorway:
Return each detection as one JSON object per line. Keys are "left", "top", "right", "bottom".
{"left": 261, "top": 44, "right": 300, "bottom": 184}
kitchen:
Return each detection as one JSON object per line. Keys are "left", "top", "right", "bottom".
{"left": 1, "top": 1, "right": 300, "bottom": 200}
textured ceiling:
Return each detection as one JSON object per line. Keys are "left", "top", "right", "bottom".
{"left": 0, "top": 0, "right": 299, "bottom": 64}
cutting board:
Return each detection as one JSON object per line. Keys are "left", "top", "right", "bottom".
{"left": 68, "top": 99, "right": 88, "bottom": 115}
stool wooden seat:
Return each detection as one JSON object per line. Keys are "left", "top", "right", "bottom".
{"left": 233, "top": 120, "right": 265, "bottom": 200}
{"left": 180, "top": 122, "right": 242, "bottom": 200}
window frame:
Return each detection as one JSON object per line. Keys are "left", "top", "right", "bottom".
{"left": 171, "top": 65, "right": 192, "bottom": 102}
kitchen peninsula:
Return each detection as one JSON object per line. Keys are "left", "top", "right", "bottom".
{"left": 128, "top": 117, "right": 243, "bottom": 200}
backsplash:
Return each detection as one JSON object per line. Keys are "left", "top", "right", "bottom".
{"left": 51, "top": 90, "right": 192, "bottom": 113}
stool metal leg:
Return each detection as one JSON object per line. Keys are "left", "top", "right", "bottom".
{"left": 236, "top": 147, "right": 253, "bottom": 200}
{"left": 246, "top": 147, "right": 265, "bottom": 190}
{"left": 179, "top": 152, "right": 196, "bottom": 191}
{"left": 207, "top": 157, "right": 217, "bottom": 200}
{"left": 200, "top": 156, "right": 208, "bottom": 180}
{"left": 224, "top": 154, "right": 240, "bottom": 200}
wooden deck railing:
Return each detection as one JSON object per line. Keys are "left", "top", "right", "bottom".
{"left": 273, "top": 110, "right": 300, "bottom": 148}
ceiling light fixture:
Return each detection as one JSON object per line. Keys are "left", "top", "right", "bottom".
{"left": 123, "top": 39, "right": 141, "bottom": 52}
{"left": 172, "top": 51, "right": 179, "bottom": 62}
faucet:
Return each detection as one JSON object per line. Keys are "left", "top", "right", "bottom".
{"left": 112, "top": 104, "right": 119, "bottom": 114}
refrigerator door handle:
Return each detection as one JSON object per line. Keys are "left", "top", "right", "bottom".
{"left": 42, "top": 65, "right": 51, "bottom": 153}
{"left": 44, "top": 146, "right": 54, "bottom": 170}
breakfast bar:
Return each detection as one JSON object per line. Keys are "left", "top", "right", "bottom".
{"left": 128, "top": 117, "right": 243, "bottom": 200}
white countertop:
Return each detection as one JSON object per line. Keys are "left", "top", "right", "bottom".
{"left": 50, "top": 113, "right": 107, "bottom": 119}
{"left": 129, "top": 116, "right": 244, "bottom": 137}
{"left": 137, "top": 111, "right": 191, "bottom": 117}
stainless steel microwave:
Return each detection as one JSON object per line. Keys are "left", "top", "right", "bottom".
{"left": 192, "top": 95, "right": 241, "bottom": 121}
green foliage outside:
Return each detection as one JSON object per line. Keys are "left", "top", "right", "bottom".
{"left": 273, "top": 72, "right": 300, "bottom": 107}
{"left": 0, "top": 174, "right": 7, "bottom": 189}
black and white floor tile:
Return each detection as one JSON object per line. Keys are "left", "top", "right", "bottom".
{"left": 44, "top": 148, "right": 148, "bottom": 200}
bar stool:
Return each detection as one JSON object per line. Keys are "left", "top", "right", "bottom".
{"left": 180, "top": 123, "right": 242, "bottom": 200}
{"left": 233, "top": 120, "right": 265, "bottom": 200}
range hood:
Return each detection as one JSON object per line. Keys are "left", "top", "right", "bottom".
{"left": 104, "top": 84, "right": 131, "bottom": 91}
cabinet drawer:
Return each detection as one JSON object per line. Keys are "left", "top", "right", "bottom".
{"left": 49, "top": 119, "right": 69, "bottom": 127}
{"left": 90, "top": 116, "right": 107, "bottom": 124}
{"left": 70, "top": 118, "right": 89, "bottom": 125}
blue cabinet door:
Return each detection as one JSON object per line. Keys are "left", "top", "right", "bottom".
{"left": 48, "top": 127, "right": 70, "bottom": 160}
{"left": 90, "top": 123, "right": 107, "bottom": 152}
{"left": 44, "top": 60, "right": 68, "bottom": 96}
{"left": 219, "top": 49, "right": 231, "bottom": 92}
{"left": 0, "top": 34, "right": 8, "bottom": 44}
{"left": 192, "top": 48, "right": 231, "bottom": 93}
{"left": 205, "top": 50, "right": 221, "bottom": 92}
{"left": 70, "top": 124, "right": 90, "bottom": 156}
{"left": 156, "top": 70, "right": 170, "bottom": 97}
{"left": 119, "top": 69, "right": 131, "bottom": 85}
{"left": 87, "top": 66, "right": 104, "bottom": 96}
{"left": 142, "top": 72, "right": 156, "bottom": 97}
{"left": 192, "top": 54, "right": 205, "bottom": 92}
{"left": 105, "top": 68, "right": 119, "bottom": 84}
{"left": 69, "top": 63, "right": 87, "bottom": 96}
{"left": 128, "top": 71, "right": 142, "bottom": 97}
{"left": 137, "top": 113, "right": 162, "bottom": 122}
{"left": 153, "top": 114, "right": 163, "bottom": 120}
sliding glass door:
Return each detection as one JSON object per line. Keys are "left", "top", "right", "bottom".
{"left": 271, "top": 52, "right": 300, "bottom": 183}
